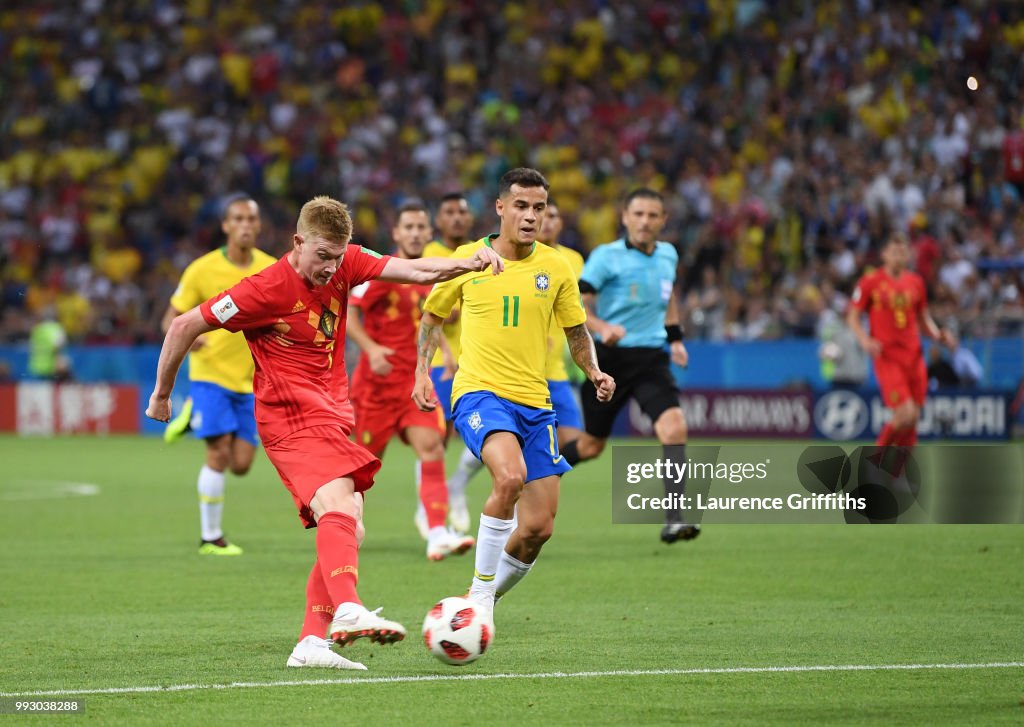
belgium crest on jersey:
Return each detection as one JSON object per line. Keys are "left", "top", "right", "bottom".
{"left": 318, "top": 308, "right": 337, "bottom": 338}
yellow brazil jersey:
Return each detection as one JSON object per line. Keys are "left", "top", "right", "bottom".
{"left": 423, "top": 240, "right": 463, "bottom": 367}
{"left": 424, "top": 237, "right": 586, "bottom": 410}
{"left": 170, "top": 246, "right": 277, "bottom": 393}
{"left": 544, "top": 243, "right": 585, "bottom": 381}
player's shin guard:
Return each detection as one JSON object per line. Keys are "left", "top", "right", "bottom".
{"left": 197, "top": 465, "right": 225, "bottom": 541}
{"left": 420, "top": 459, "right": 448, "bottom": 529}
{"left": 494, "top": 550, "right": 533, "bottom": 602}
{"left": 662, "top": 444, "right": 687, "bottom": 525}
{"left": 316, "top": 512, "right": 361, "bottom": 607}
{"left": 470, "top": 514, "right": 513, "bottom": 601}
{"left": 300, "top": 560, "right": 335, "bottom": 640}
{"left": 877, "top": 422, "right": 898, "bottom": 447}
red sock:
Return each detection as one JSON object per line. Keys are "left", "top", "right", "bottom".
{"left": 300, "top": 560, "right": 334, "bottom": 640}
{"left": 316, "top": 512, "right": 361, "bottom": 608}
{"left": 895, "top": 427, "right": 917, "bottom": 449}
{"left": 419, "top": 459, "right": 449, "bottom": 529}
{"left": 876, "top": 422, "right": 898, "bottom": 447}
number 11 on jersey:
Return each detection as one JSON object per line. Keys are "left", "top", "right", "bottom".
{"left": 502, "top": 295, "right": 520, "bottom": 327}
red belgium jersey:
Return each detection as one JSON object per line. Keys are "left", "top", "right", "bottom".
{"left": 199, "top": 246, "right": 390, "bottom": 445}
{"left": 349, "top": 279, "right": 432, "bottom": 403}
{"left": 850, "top": 267, "right": 927, "bottom": 365}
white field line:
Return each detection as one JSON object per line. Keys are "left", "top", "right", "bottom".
{"left": 1, "top": 661, "right": 1021, "bottom": 698}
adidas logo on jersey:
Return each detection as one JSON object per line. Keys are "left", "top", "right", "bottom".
{"left": 291, "top": 300, "right": 305, "bottom": 313}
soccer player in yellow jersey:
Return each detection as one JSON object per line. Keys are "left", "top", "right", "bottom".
{"left": 161, "top": 196, "right": 277, "bottom": 555}
{"left": 444, "top": 200, "right": 587, "bottom": 516}
{"left": 414, "top": 169, "right": 615, "bottom": 618}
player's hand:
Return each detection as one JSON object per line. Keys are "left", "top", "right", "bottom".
{"left": 670, "top": 341, "right": 688, "bottom": 368}
{"left": 864, "top": 338, "right": 882, "bottom": 358}
{"left": 468, "top": 247, "right": 505, "bottom": 275}
{"left": 602, "top": 323, "right": 627, "bottom": 346}
{"left": 590, "top": 371, "right": 616, "bottom": 403}
{"left": 412, "top": 371, "right": 438, "bottom": 411}
{"left": 368, "top": 345, "right": 395, "bottom": 376}
{"left": 146, "top": 393, "right": 171, "bottom": 422}
{"left": 939, "top": 329, "right": 958, "bottom": 349}
{"left": 189, "top": 334, "right": 209, "bottom": 352}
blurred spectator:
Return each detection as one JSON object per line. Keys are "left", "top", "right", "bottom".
{"left": 0, "top": 1, "right": 1022, "bottom": 344}
{"left": 28, "top": 308, "right": 71, "bottom": 381}
{"left": 927, "top": 346, "right": 960, "bottom": 390}
{"left": 952, "top": 344, "right": 984, "bottom": 388}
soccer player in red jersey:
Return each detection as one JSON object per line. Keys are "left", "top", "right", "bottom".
{"left": 347, "top": 202, "right": 475, "bottom": 561}
{"left": 848, "top": 232, "right": 955, "bottom": 452}
{"left": 145, "top": 196, "right": 503, "bottom": 670}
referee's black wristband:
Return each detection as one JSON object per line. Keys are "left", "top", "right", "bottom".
{"left": 665, "top": 324, "right": 684, "bottom": 343}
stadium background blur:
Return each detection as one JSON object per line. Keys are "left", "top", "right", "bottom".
{"left": 0, "top": 0, "right": 1021, "bottom": 432}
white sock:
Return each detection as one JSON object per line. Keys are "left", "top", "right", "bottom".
{"left": 427, "top": 525, "right": 447, "bottom": 543}
{"left": 494, "top": 550, "right": 533, "bottom": 602}
{"left": 448, "top": 447, "right": 484, "bottom": 501}
{"left": 197, "top": 465, "right": 225, "bottom": 541}
{"left": 469, "top": 514, "right": 514, "bottom": 600}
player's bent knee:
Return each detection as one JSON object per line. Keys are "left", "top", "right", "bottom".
{"left": 230, "top": 462, "right": 252, "bottom": 476}
{"left": 491, "top": 470, "right": 526, "bottom": 502}
{"left": 355, "top": 520, "right": 366, "bottom": 546}
{"left": 518, "top": 521, "right": 554, "bottom": 548}
{"left": 578, "top": 435, "right": 606, "bottom": 460}
{"left": 654, "top": 409, "right": 687, "bottom": 443}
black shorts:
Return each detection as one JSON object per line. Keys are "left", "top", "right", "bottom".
{"left": 580, "top": 343, "right": 681, "bottom": 439}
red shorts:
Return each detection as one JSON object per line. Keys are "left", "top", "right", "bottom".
{"left": 264, "top": 424, "right": 381, "bottom": 529}
{"left": 352, "top": 396, "right": 446, "bottom": 457}
{"left": 873, "top": 356, "right": 927, "bottom": 408}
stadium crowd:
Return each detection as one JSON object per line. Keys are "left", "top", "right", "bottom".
{"left": 1, "top": 0, "right": 1022, "bottom": 347}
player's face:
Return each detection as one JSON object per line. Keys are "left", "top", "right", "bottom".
{"left": 436, "top": 199, "right": 473, "bottom": 243}
{"left": 393, "top": 210, "right": 431, "bottom": 259}
{"left": 497, "top": 184, "right": 548, "bottom": 247}
{"left": 882, "top": 240, "right": 910, "bottom": 271}
{"left": 622, "top": 197, "right": 666, "bottom": 248}
{"left": 222, "top": 201, "right": 261, "bottom": 249}
{"left": 294, "top": 234, "right": 347, "bottom": 286}
{"left": 538, "top": 205, "right": 562, "bottom": 246}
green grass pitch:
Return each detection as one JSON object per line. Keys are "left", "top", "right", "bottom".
{"left": 0, "top": 435, "right": 1021, "bottom": 725}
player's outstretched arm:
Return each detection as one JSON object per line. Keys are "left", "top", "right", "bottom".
{"left": 146, "top": 307, "right": 218, "bottom": 422}
{"left": 379, "top": 247, "right": 505, "bottom": 284}
{"left": 565, "top": 323, "right": 616, "bottom": 402}
{"left": 412, "top": 311, "right": 445, "bottom": 411}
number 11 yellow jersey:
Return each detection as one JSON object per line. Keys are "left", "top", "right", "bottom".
{"left": 423, "top": 236, "right": 586, "bottom": 410}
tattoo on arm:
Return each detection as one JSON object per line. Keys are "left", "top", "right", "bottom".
{"left": 565, "top": 323, "right": 598, "bottom": 376}
{"left": 417, "top": 315, "right": 443, "bottom": 374}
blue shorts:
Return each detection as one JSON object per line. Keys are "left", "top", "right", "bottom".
{"left": 430, "top": 367, "right": 455, "bottom": 421}
{"left": 548, "top": 379, "right": 583, "bottom": 430}
{"left": 453, "top": 391, "right": 571, "bottom": 483}
{"left": 189, "top": 381, "right": 259, "bottom": 446}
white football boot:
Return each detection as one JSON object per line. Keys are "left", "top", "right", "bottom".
{"left": 329, "top": 603, "right": 406, "bottom": 646}
{"left": 286, "top": 635, "right": 367, "bottom": 669}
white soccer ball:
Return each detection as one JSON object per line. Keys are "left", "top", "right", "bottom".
{"left": 422, "top": 596, "right": 494, "bottom": 665}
